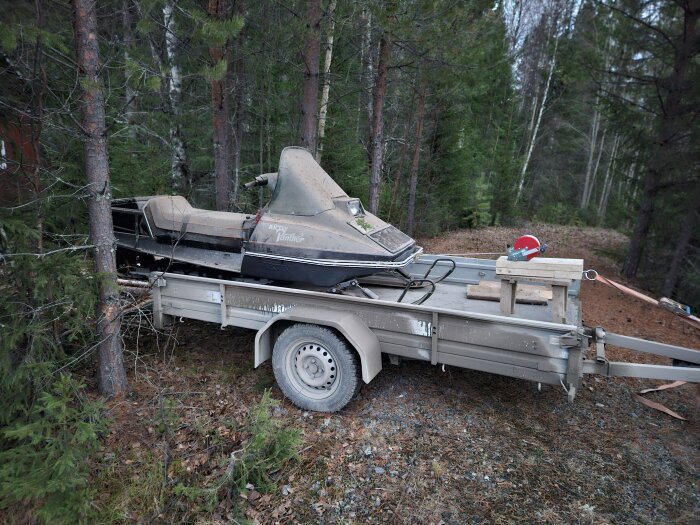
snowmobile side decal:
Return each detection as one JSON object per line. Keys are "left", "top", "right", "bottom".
{"left": 267, "top": 224, "right": 305, "bottom": 243}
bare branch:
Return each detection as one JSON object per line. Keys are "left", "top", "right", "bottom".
{"left": 594, "top": 1, "right": 676, "bottom": 50}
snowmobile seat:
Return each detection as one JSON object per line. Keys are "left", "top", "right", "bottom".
{"left": 146, "top": 195, "right": 254, "bottom": 251}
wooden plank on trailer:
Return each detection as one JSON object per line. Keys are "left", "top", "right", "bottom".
{"left": 496, "top": 256, "right": 584, "bottom": 271}
{"left": 466, "top": 280, "right": 552, "bottom": 304}
{"left": 495, "top": 267, "right": 582, "bottom": 280}
{"left": 551, "top": 285, "right": 568, "bottom": 324}
{"left": 496, "top": 257, "right": 583, "bottom": 281}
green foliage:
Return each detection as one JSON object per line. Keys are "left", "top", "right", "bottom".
{"left": 322, "top": 126, "right": 368, "bottom": 200}
{"left": 0, "top": 375, "right": 105, "bottom": 524}
{"left": 0, "top": 24, "right": 18, "bottom": 51}
{"left": 93, "top": 449, "right": 166, "bottom": 524}
{"left": 135, "top": 17, "right": 156, "bottom": 36}
{"left": 233, "top": 390, "right": 299, "bottom": 489}
{"left": 91, "top": 392, "right": 294, "bottom": 524}
{"left": 174, "top": 390, "right": 300, "bottom": 511}
{"left": 0, "top": 222, "right": 104, "bottom": 523}
{"left": 198, "top": 15, "right": 244, "bottom": 47}
{"left": 1, "top": 132, "right": 103, "bottom": 525}
{"left": 680, "top": 261, "right": 700, "bottom": 312}
{"left": 388, "top": 1, "right": 520, "bottom": 234}
{"left": 201, "top": 58, "right": 228, "bottom": 82}
{"left": 461, "top": 174, "right": 492, "bottom": 228}
{"left": 1, "top": 0, "right": 698, "bottom": 520}
{"left": 144, "top": 75, "right": 161, "bottom": 92}
{"left": 533, "top": 203, "right": 585, "bottom": 226}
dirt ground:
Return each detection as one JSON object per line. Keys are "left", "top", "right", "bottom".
{"left": 97, "top": 225, "right": 700, "bottom": 524}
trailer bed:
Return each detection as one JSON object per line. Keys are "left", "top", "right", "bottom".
{"left": 148, "top": 255, "right": 699, "bottom": 411}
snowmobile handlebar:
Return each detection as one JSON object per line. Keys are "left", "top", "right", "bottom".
{"left": 245, "top": 175, "right": 269, "bottom": 189}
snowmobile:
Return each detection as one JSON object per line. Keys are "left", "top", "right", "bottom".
{"left": 112, "top": 147, "right": 422, "bottom": 287}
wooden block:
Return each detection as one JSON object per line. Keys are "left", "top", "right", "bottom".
{"left": 496, "top": 256, "right": 584, "bottom": 271}
{"left": 500, "top": 280, "right": 517, "bottom": 315}
{"left": 505, "top": 276, "right": 574, "bottom": 286}
{"left": 467, "top": 280, "right": 552, "bottom": 304}
{"left": 495, "top": 267, "right": 582, "bottom": 280}
{"left": 496, "top": 256, "right": 583, "bottom": 281}
{"left": 551, "top": 284, "right": 568, "bottom": 324}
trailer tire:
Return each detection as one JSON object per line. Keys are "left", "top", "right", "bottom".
{"left": 272, "top": 323, "right": 361, "bottom": 412}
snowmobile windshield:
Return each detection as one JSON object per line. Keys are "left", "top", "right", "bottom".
{"left": 268, "top": 147, "right": 347, "bottom": 216}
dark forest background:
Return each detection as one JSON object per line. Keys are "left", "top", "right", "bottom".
{"left": 0, "top": 0, "right": 698, "bottom": 521}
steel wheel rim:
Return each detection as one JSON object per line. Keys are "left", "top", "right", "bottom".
{"left": 286, "top": 340, "right": 340, "bottom": 400}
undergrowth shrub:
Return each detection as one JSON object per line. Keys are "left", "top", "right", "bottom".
{"left": 0, "top": 375, "right": 105, "bottom": 523}
{"left": 231, "top": 389, "right": 301, "bottom": 492}
{"left": 174, "top": 389, "right": 300, "bottom": 511}
{"left": 533, "top": 202, "right": 585, "bottom": 226}
{"left": 460, "top": 174, "right": 492, "bottom": 228}
{"left": 1, "top": 214, "right": 105, "bottom": 524}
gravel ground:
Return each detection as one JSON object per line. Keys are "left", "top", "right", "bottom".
{"left": 100, "top": 225, "right": 699, "bottom": 524}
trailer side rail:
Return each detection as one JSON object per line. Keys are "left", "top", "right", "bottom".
{"left": 151, "top": 272, "right": 579, "bottom": 389}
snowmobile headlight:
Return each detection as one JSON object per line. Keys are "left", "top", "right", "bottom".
{"left": 347, "top": 199, "right": 364, "bottom": 217}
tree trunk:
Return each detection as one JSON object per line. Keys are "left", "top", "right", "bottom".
{"left": 597, "top": 134, "right": 620, "bottom": 222}
{"left": 229, "top": 4, "right": 245, "bottom": 209}
{"left": 163, "top": 0, "right": 189, "bottom": 192}
{"left": 580, "top": 100, "right": 600, "bottom": 208}
{"left": 72, "top": 0, "right": 128, "bottom": 398}
{"left": 368, "top": 31, "right": 390, "bottom": 214}
{"left": 515, "top": 37, "right": 558, "bottom": 204}
{"left": 122, "top": 0, "right": 138, "bottom": 137}
{"left": 299, "top": 0, "right": 322, "bottom": 154}
{"left": 208, "top": 0, "right": 231, "bottom": 211}
{"left": 357, "top": 6, "right": 373, "bottom": 140}
{"left": 622, "top": 154, "right": 639, "bottom": 209}
{"left": 387, "top": 114, "right": 412, "bottom": 222}
{"left": 584, "top": 128, "right": 606, "bottom": 207}
{"left": 315, "top": 0, "right": 336, "bottom": 164}
{"left": 31, "top": 0, "right": 46, "bottom": 255}
{"left": 661, "top": 185, "right": 699, "bottom": 297}
{"left": 623, "top": 167, "right": 657, "bottom": 277}
{"left": 406, "top": 81, "right": 427, "bottom": 236}
{"left": 623, "top": 3, "right": 699, "bottom": 278}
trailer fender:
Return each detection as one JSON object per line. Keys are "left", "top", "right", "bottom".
{"left": 254, "top": 306, "right": 382, "bottom": 383}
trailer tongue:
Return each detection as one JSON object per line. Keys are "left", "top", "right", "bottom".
{"left": 146, "top": 254, "right": 700, "bottom": 413}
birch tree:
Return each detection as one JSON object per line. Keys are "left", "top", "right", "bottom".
{"left": 580, "top": 99, "right": 601, "bottom": 208}
{"left": 163, "top": 0, "right": 189, "bottom": 191}
{"left": 315, "top": 0, "right": 336, "bottom": 164}
{"left": 596, "top": 134, "right": 619, "bottom": 220}
{"left": 583, "top": 128, "right": 606, "bottom": 207}
{"left": 515, "top": 35, "right": 558, "bottom": 204}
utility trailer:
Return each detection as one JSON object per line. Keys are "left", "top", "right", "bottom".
{"left": 149, "top": 255, "right": 700, "bottom": 412}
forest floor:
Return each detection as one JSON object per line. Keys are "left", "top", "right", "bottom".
{"left": 93, "top": 224, "right": 699, "bottom": 524}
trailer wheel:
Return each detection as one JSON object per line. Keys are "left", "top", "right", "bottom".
{"left": 272, "top": 324, "right": 361, "bottom": 412}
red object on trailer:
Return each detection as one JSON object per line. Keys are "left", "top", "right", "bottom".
{"left": 510, "top": 235, "right": 543, "bottom": 261}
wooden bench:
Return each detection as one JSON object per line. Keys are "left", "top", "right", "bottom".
{"left": 495, "top": 256, "right": 583, "bottom": 323}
